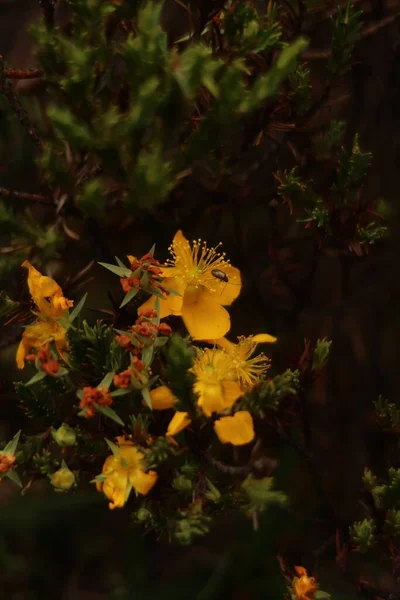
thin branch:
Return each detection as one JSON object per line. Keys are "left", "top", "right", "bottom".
{"left": 4, "top": 68, "right": 44, "bottom": 80}
{"left": 304, "top": 11, "right": 400, "bottom": 61}
{"left": 0, "top": 56, "right": 42, "bottom": 151}
{"left": 0, "top": 187, "right": 52, "bottom": 205}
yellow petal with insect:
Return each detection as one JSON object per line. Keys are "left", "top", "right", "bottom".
{"left": 208, "top": 264, "right": 242, "bottom": 306}
{"left": 214, "top": 411, "right": 255, "bottom": 446}
{"left": 182, "top": 286, "right": 231, "bottom": 340}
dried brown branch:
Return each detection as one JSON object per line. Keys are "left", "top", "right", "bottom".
{"left": 0, "top": 56, "right": 42, "bottom": 151}
{"left": 4, "top": 68, "right": 44, "bottom": 80}
{"left": 0, "top": 187, "right": 52, "bottom": 205}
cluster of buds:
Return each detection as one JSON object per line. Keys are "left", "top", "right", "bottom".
{"left": 79, "top": 387, "right": 113, "bottom": 418}
{"left": 120, "top": 252, "right": 170, "bottom": 297}
{"left": 0, "top": 454, "right": 16, "bottom": 474}
{"left": 113, "top": 355, "right": 151, "bottom": 390}
{"left": 115, "top": 311, "right": 173, "bottom": 356}
{"left": 26, "top": 342, "right": 61, "bottom": 376}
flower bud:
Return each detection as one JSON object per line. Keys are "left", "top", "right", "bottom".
{"left": 50, "top": 464, "right": 76, "bottom": 492}
{"left": 52, "top": 423, "right": 76, "bottom": 447}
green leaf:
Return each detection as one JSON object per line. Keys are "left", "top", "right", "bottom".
{"left": 98, "top": 262, "right": 132, "bottom": 278}
{"left": 120, "top": 287, "right": 139, "bottom": 308}
{"left": 94, "top": 404, "right": 124, "bottom": 426}
{"left": 68, "top": 293, "right": 88, "bottom": 324}
{"left": 25, "top": 370, "right": 47, "bottom": 386}
{"left": 142, "top": 387, "right": 152, "bottom": 409}
{"left": 115, "top": 256, "right": 127, "bottom": 268}
{"left": 90, "top": 473, "right": 107, "bottom": 484}
{"left": 97, "top": 371, "right": 114, "bottom": 390}
{"left": 142, "top": 346, "right": 154, "bottom": 367}
{"left": 3, "top": 431, "right": 21, "bottom": 456}
{"left": 111, "top": 387, "right": 132, "bottom": 397}
{"left": 105, "top": 438, "right": 120, "bottom": 455}
{"left": 5, "top": 469, "right": 22, "bottom": 488}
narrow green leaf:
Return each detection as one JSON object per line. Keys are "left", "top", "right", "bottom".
{"left": 3, "top": 431, "right": 21, "bottom": 456}
{"left": 111, "top": 388, "right": 132, "bottom": 397}
{"left": 98, "top": 262, "right": 131, "bottom": 278}
{"left": 142, "top": 387, "right": 153, "bottom": 409}
{"left": 26, "top": 370, "right": 47, "bottom": 386}
{"left": 5, "top": 469, "right": 22, "bottom": 488}
{"left": 148, "top": 243, "right": 156, "bottom": 256}
{"left": 104, "top": 439, "right": 120, "bottom": 456}
{"left": 142, "top": 346, "right": 154, "bottom": 367}
{"left": 95, "top": 403, "right": 124, "bottom": 426}
{"left": 120, "top": 287, "right": 139, "bottom": 308}
{"left": 90, "top": 473, "right": 107, "bottom": 484}
{"left": 68, "top": 293, "right": 88, "bottom": 324}
{"left": 115, "top": 256, "right": 127, "bottom": 268}
{"left": 76, "top": 389, "right": 84, "bottom": 400}
{"left": 154, "top": 297, "right": 160, "bottom": 326}
{"left": 97, "top": 371, "right": 114, "bottom": 390}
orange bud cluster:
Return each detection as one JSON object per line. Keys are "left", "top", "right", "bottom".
{"left": 80, "top": 387, "right": 113, "bottom": 418}
{"left": 113, "top": 369, "right": 132, "bottom": 388}
{"left": 120, "top": 252, "right": 165, "bottom": 294}
{"left": 115, "top": 313, "right": 173, "bottom": 357}
{"left": 27, "top": 342, "right": 61, "bottom": 376}
{"left": 0, "top": 454, "right": 16, "bottom": 474}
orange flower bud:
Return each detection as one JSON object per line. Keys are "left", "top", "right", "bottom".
{"left": 158, "top": 323, "right": 172, "bottom": 336}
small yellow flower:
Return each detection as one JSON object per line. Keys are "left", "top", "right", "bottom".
{"left": 52, "top": 423, "right": 76, "bottom": 447}
{"left": 139, "top": 230, "right": 241, "bottom": 340}
{"left": 166, "top": 411, "right": 192, "bottom": 438}
{"left": 96, "top": 437, "right": 157, "bottom": 510}
{"left": 191, "top": 348, "right": 242, "bottom": 416}
{"left": 213, "top": 333, "right": 277, "bottom": 387}
{"left": 50, "top": 463, "right": 75, "bottom": 492}
{"left": 149, "top": 385, "right": 177, "bottom": 410}
{"left": 214, "top": 411, "right": 255, "bottom": 446}
{"left": 293, "top": 566, "right": 318, "bottom": 600}
{"left": 16, "top": 261, "right": 73, "bottom": 369}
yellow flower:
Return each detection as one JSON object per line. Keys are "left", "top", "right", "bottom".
{"left": 293, "top": 566, "right": 318, "bottom": 600}
{"left": 214, "top": 411, "right": 255, "bottom": 446}
{"left": 139, "top": 230, "right": 241, "bottom": 340}
{"left": 16, "top": 261, "right": 73, "bottom": 369}
{"left": 96, "top": 437, "right": 157, "bottom": 509}
{"left": 50, "top": 464, "right": 75, "bottom": 492}
{"left": 213, "top": 333, "right": 277, "bottom": 387}
{"left": 191, "top": 348, "right": 243, "bottom": 416}
{"left": 149, "top": 385, "right": 177, "bottom": 410}
{"left": 166, "top": 411, "right": 192, "bottom": 437}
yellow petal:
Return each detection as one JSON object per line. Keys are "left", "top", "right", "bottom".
{"left": 129, "top": 468, "right": 158, "bottom": 495}
{"left": 16, "top": 339, "right": 29, "bottom": 369}
{"left": 196, "top": 381, "right": 226, "bottom": 417}
{"left": 252, "top": 333, "right": 277, "bottom": 344}
{"left": 220, "top": 380, "right": 243, "bottom": 408}
{"left": 214, "top": 411, "right": 255, "bottom": 446}
{"left": 182, "top": 286, "right": 231, "bottom": 340}
{"left": 149, "top": 386, "right": 177, "bottom": 410}
{"left": 213, "top": 337, "right": 236, "bottom": 351}
{"left": 102, "top": 470, "right": 129, "bottom": 509}
{"left": 207, "top": 264, "right": 242, "bottom": 306}
{"left": 166, "top": 411, "right": 191, "bottom": 437}
{"left": 138, "top": 276, "right": 185, "bottom": 318}
{"left": 171, "top": 230, "right": 194, "bottom": 270}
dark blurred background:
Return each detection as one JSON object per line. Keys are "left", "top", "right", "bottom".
{"left": 1, "top": 1, "right": 400, "bottom": 598}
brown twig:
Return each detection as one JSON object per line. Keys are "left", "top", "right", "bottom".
{"left": 0, "top": 187, "right": 51, "bottom": 205}
{"left": 4, "top": 68, "right": 44, "bottom": 80}
{"left": 0, "top": 56, "right": 42, "bottom": 151}
{"left": 304, "top": 12, "right": 400, "bottom": 61}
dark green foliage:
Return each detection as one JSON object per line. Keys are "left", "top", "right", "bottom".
{"left": 163, "top": 334, "right": 196, "bottom": 412}
{"left": 14, "top": 382, "right": 58, "bottom": 424}
{"left": 67, "top": 320, "right": 126, "bottom": 380}
{"left": 329, "top": 0, "right": 363, "bottom": 76}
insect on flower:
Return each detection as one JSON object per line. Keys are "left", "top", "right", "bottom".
{"left": 211, "top": 269, "right": 241, "bottom": 296}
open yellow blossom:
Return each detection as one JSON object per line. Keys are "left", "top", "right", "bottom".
{"left": 96, "top": 437, "right": 157, "bottom": 510}
{"left": 191, "top": 348, "right": 243, "bottom": 416}
{"left": 139, "top": 230, "right": 241, "bottom": 340}
{"left": 214, "top": 411, "right": 255, "bottom": 446}
{"left": 16, "top": 261, "right": 73, "bottom": 369}
{"left": 293, "top": 566, "right": 318, "bottom": 600}
{"left": 213, "top": 333, "right": 277, "bottom": 387}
